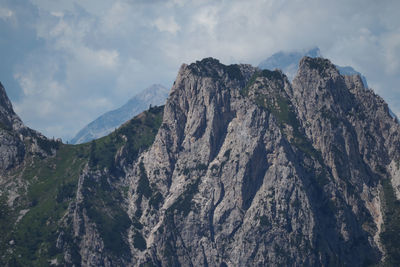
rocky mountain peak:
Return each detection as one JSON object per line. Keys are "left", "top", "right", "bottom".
{"left": 0, "top": 82, "right": 24, "bottom": 131}
{"left": 293, "top": 57, "right": 355, "bottom": 115}
{"left": 0, "top": 83, "right": 60, "bottom": 173}
{"left": 182, "top": 57, "right": 255, "bottom": 83}
{"left": 0, "top": 82, "right": 14, "bottom": 114}
{"left": 124, "top": 56, "right": 400, "bottom": 266}
{"left": 259, "top": 48, "right": 369, "bottom": 87}
{"left": 1, "top": 56, "right": 400, "bottom": 266}
{"left": 0, "top": 83, "right": 28, "bottom": 171}
{"left": 298, "top": 56, "right": 339, "bottom": 77}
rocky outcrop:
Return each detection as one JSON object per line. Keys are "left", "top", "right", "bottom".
{"left": 0, "top": 82, "right": 26, "bottom": 171}
{"left": 0, "top": 83, "right": 59, "bottom": 173}
{"left": 125, "top": 57, "right": 400, "bottom": 266}
{"left": 1, "top": 56, "right": 400, "bottom": 266}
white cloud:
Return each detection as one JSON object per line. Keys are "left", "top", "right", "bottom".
{"left": 101, "top": 1, "right": 133, "bottom": 34}
{"left": 382, "top": 31, "right": 400, "bottom": 75}
{"left": 75, "top": 47, "right": 120, "bottom": 70}
{"left": 169, "top": 0, "right": 187, "bottom": 7}
{"left": 191, "top": 6, "right": 218, "bottom": 34}
{"left": 50, "top": 11, "right": 63, "bottom": 18}
{"left": 153, "top": 16, "right": 180, "bottom": 34}
{"left": 0, "top": 7, "right": 14, "bottom": 20}
{"left": 1, "top": 0, "right": 400, "bottom": 140}
{"left": 14, "top": 72, "right": 36, "bottom": 96}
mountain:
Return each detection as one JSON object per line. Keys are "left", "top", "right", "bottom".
{"left": 0, "top": 82, "right": 59, "bottom": 173}
{"left": 259, "top": 47, "right": 368, "bottom": 87}
{"left": 70, "top": 84, "right": 169, "bottom": 144}
{"left": 389, "top": 108, "right": 399, "bottom": 121}
{"left": 258, "top": 47, "right": 321, "bottom": 80}
{"left": 1, "top": 56, "right": 400, "bottom": 266}
{"left": 335, "top": 65, "right": 369, "bottom": 88}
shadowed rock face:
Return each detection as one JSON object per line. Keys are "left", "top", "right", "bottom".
{"left": 0, "top": 83, "right": 55, "bottom": 172}
{"left": 0, "top": 82, "right": 21, "bottom": 129}
{"left": 1, "top": 56, "right": 400, "bottom": 266}
{"left": 122, "top": 57, "right": 400, "bottom": 266}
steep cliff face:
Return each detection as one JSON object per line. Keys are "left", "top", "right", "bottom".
{"left": 0, "top": 82, "right": 28, "bottom": 172}
{"left": 0, "top": 83, "right": 59, "bottom": 173}
{"left": 0, "top": 83, "right": 64, "bottom": 265}
{"left": 1, "top": 56, "right": 400, "bottom": 266}
{"left": 0, "top": 82, "right": 61, "bottom": 192}
{"left": 126, "top": 57, "right": 400, "bottom": 266}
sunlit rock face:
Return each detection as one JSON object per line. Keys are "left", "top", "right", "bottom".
{"left": 1, "top": 56, "right": 400, "bottom": 266}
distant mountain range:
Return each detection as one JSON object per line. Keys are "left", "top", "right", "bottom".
{"left": 70, "top": 84, "right": 169, "bottom": 144}
{"left": 71, "top": 48, "right": 370, "bottom": 145}
{"left": 258, "top": 47, "right": 322, "bottom": 81}
{"left": 258, "top": 48, "right": 400, "bottom": 121}
{"left": 258, "top": 47, "right": 368, "bottom": 87}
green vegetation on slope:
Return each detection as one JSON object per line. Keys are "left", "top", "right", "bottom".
{"left": 89, "top": 105, "right": 163, "bottom": 169}
{"left": 381, "top": 178, "right": 400, "bottom": 266}
{"left": 0, "top": 106, "right": 164, "bottom": 266}
{"left": 81, "top": 105, "right": 163, "bottom": 258}
{"left": 82, "top": 174, "right": 132, "bottom": 257}
{"left": 248, "top": 73, "right": 323, "bottom": 168}
{"left": 0, "top": 195, "right": 12, "bottom": 259}
{"left": 4, "top": 144, "right": 88, "bottom": 266}
{"left": 240, "top": 69, "right": 283, "bottom": 96}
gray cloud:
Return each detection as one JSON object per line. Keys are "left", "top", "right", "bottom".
{"left": 1, "top": 0, "right": 400, "bottom": 140}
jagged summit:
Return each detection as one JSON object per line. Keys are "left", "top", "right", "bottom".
{"left": 258, "top": 47, "right": 321, "bottom": 80}
{"left": 259, "top": 47, "right": 321, "bottom": 71}
{"left": 0, "top": 82, "right": 24, "bottom": 131}
{"left": 190, "top": 57, "right": 221, "bottom": 65}
{"left": 124, "top": 56, "right": 399, "bottom": 265}
{"left": 0, "top": 82, "right": 15, "bottom": 115}
{"left": 0, "top": 83, "right": 60, "bottom": 173}
{"left": 259, "top": 48, "right": 369, "bottom": 87}
{"left": 1, "top": 56, "right": 400, "bottom": 266}
{"left": 184, "top": 57, "right": 255, "bottom": 83}
{"left": 299, "top": 56, "right": 335, "bottom": 71}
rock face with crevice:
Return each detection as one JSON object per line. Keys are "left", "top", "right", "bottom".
{"left": 1, "top": 56, "right": 400, "bottom": 266}
{"left": 0, "top": 82, "right": 59, "bottom": 185}
{"left": 0, "top": 83, "right": 60, "bottom": 173}
{"left": 125, "top": 57, "right": 400, "bottom": 266}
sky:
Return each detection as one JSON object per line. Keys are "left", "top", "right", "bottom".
{"left": 0, "top": 0, "right": 399, "bottom": 141}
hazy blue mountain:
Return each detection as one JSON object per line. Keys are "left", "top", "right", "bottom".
{"left": 259, "top": 47, "right": 368, "bottom": 87}
{"left": 70, "top": 84, "right": 169, "bottom": 144}
{"left": 258, "top": 47, "right": 321, "bottom": 80}
{"left": 389, "top": 108, "right": 399, "bottom": 121}
{"left": 336, "top": 65, "right": 368, "bottom": 88}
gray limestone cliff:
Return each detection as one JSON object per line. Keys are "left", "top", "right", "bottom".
{"left": 1, "top": 56, "right": 400, "bottom": 266}
{"left": 121, "top": 57, "right": 400, "bottom": 266}
{"left": 0, "top": 82, "right": 58, "bottom": 174}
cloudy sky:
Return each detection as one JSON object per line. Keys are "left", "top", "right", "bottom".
{"left": 0, "top": 0, "right": 399, "bottom": 140}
